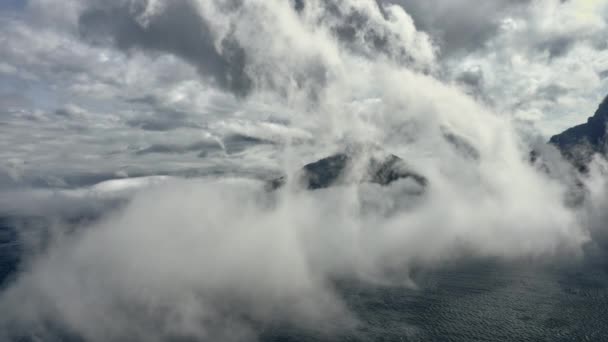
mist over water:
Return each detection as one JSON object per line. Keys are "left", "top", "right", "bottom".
{"left": 1, "top": 0, "right": 608, "bottom": 341}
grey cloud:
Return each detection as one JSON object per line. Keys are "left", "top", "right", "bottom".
{"left": 316, "top": 1, "right": 423, "bottom": 66}
{"left": 75, "top": 0, "right": 437, "bottom": 101}
{"left": 223, "top": 134, "right": 275, "bottom": 154}
{"left": 455, "top": 68, "right": 483, "bottom": 89}
{"left": 536, "top": 84, "right": 570, "bottom": 103}
{"left": 536, "top": 35, "right": 577, "bottom": 59}
{"left": 384, "top": 0, "right": 530, "bottom": 56}
{"left": 54, "top": 104, "right": 89, "bottom": 119}
{"left": 135, "top": 140, "right": 221, "bottom": 156}
{"left": 135, "top": 134, "right": 275, "bottom": 156}
{"left": 125, "top": 100, "right": 202, "bottom": 132}
{"left": 454, "top": 66, "right": 486, "bottom": 100}
{"left": 291, "top": 0, "right": 305, "bottom": 12}
{"left": 126, "top": 115, "right": 199, "bottom": 132}
{"left": 125, "top": 94, "right": 160, "bottom": 106}
{"left": 442, "top": 129, "right": 480, "bottom": 160}
{"left": 78, "top": 0, "right": 252, "bottom": 96}
{"left": 124, "top": 94, "right": 205, "bottom": 131}
{"left": 53, "top": 108, "right": 74, "bottom": 118}
{"left": 0, "top": 93, "right": 30, "bottom": 111}
{"left": 0, "top": 0, "right": 26, "bottom": 12}
{"left": 434, "top": 0, "right": 608, "bottom": 136}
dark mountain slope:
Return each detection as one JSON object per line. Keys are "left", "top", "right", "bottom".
{"left": 550, "top": 95, "right": 608, "bottom": 169}
{"left": 267, "top": 152, "right": 427, "bottom": 191}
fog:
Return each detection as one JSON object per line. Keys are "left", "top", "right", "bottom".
{"left": 0, "top": 0, "right": 606, "bottom": 341}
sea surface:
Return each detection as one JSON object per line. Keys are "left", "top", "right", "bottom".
{"left": 2, "top": 216, "right": 608, "bottom": 341}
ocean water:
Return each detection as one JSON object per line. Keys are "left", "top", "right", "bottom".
{"left": 2, "top": 216, "right": 608, "bottom": 341}
{"left": 0, "top": 217, "right": 20, "bottom": 290}
{"left": 257, "top": 259, "right": 608, "bottom": 342}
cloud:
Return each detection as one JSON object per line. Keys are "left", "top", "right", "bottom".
{"left": 126, "top": 111, "right": 201, "bottom": 131}
{"left": 384, "top": 0, "right": 531, "bottom": 56}
{"left": 74, "top": 0, "right": 437, "bottom": 100}
{"left": 0, "top": 167, "right": 589, "bottom": 340}
{"left": 0, "top": 0, "right": 607, "bottom": 340}
{"left": 2, "top": 0, "right": 603, "bottom": 181}
{"left": 78, "top": 0, "right": 253, "bottom": 97}
{"left": 440, "top": 0, "right": 608, "bottom": 135}
{"left": 135, "top": 140, "right": 221, "bottom": 156}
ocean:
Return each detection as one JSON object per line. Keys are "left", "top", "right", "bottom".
{"left": 2, "top": 216, "right": 608, "bottom": 341}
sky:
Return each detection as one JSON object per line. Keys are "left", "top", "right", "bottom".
{"left": 0, "top": 0, "right": 607, "bottom": 187}
{"left": 1, "top": 1, "right": 608, "bottom": 341}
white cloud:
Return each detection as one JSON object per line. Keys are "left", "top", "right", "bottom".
{"left": 443, "top": 0, "right": 608, "bottom": 136}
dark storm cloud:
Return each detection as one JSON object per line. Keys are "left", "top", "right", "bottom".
{"left": 78, "top": 0, "right": 252, "bottom": 96}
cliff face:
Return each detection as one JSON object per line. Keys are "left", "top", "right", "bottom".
{"left": 550, "top": 95, "right": 608, "bottom": 169}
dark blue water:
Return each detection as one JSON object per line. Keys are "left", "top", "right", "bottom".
{"left": 343, "top": 263, "right": 608, "bottom": 341}
{"left": 2, "top": 216, "right": 608, "bottom": 341}
{"left": 0, "top": 217, "right": 20, "bottom": 290}
{"left": 256, "top": 259, "right": 608, "bottom": 342}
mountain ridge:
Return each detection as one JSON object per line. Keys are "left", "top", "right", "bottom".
{"left": 550, "top": 95, "right": 608, "bottom": 169}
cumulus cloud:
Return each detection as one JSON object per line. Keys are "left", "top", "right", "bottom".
{"left": 441, "top": 0, "right": 608, "bottom": 135}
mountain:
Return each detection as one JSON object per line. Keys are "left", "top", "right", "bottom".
{"left": 267, "top": 152, "right": 427, "bottom": 191}
{"left": 269, "top": 95, "right": 608, "bottom": 192}
{"left": 550, "top": 95, "right": 608, "bottom": 170}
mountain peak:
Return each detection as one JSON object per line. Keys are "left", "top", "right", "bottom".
{"left": 549, "top": 94, "right": 608, "bottom": 169}
{"left": 267, "top": 152, "right": 427, "bottom": 192}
